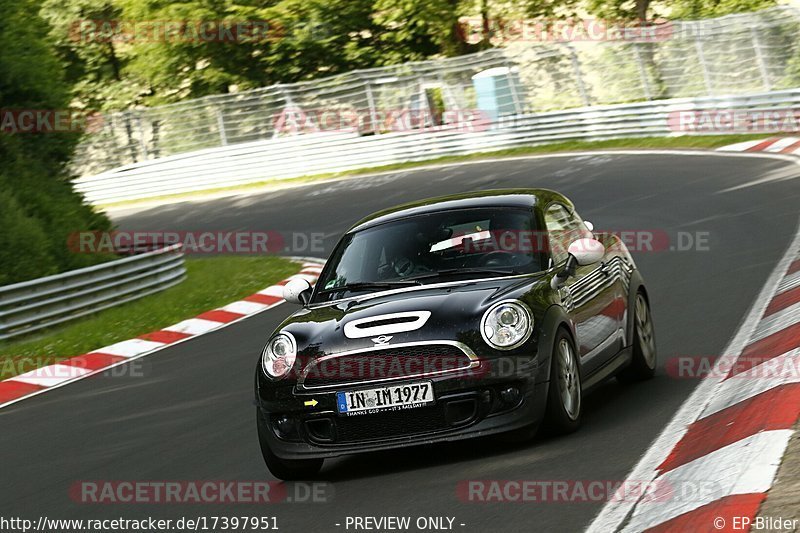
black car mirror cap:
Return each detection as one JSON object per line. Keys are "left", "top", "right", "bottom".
{"left": 283, "top": 278, "right": 313, "bottom": 306}
{"left": 551, "top": 255, "right": 577, "bottom": 289}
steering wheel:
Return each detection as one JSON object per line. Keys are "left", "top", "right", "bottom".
{"left": 478, "top": 250, "right": 516, "bottom": 267}
{"left": 392, "top": 256, "right": 415, "bottom": 277}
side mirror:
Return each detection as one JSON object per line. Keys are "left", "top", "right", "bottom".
{"left": 551, "top": 238, "right": 605, "bottom": 289}
{"left": 283, "top": 278, "right": 312, "bottom": 306}
{"left": 568, "top": 238, "right": 604, "bottom": 266}
{"left": 583, "top": 220, "right": 594, "bottom": 232}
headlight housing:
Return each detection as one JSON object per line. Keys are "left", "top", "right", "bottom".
{"left": 261, "top": 332, "right": 297, "bottom": 379}
{"left": 480, "top": 300, "right": 533, "bottom": 350}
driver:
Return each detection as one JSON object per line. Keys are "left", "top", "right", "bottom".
{"left": 481, "top": 213, "right": 536, "bottom": 268}
{"left": 389, "top": 230, "right": 433, "bottom": 278}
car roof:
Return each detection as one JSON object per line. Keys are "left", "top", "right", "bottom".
{"left": 348, "top": 188, "right": 573, "bottom": 232}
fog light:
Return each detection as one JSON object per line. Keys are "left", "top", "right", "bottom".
{"left": 276, "top": 415, "right": 294, "bottom": 435}
{"left": 500, "top": 386, "right": 521, "bottom": 405}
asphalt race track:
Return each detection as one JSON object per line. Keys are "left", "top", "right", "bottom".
{"left": 3, "top": 151, "right": 800, "bottom": 532}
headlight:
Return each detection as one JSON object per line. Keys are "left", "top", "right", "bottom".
{"left": 262, "top": 333, "right": 297, "bottom": 379}
{"left": 480, "top": 300, "right": 533, "bottom": 350}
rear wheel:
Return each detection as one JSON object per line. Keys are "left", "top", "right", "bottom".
{"left": 256, "top": 410, "right": 323, "bottom": 480}
{"left": 618, "top": 292, "right": 657, "bottom": 383}
{"left": 544, "top": 329, "right": 582, "bottom": 434}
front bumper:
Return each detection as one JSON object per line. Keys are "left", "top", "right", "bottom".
{"left": 255, "top": 356, "right": 548, "bottom": 460}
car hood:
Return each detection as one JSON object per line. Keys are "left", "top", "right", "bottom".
{"left": 276, "top": 275, "right": 544, "bottom": 357}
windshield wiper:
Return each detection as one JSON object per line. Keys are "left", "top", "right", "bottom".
{"left": 405, "top": 267, "right": 522, "bottom": 281}
{"left": 319, "top": 268, "right": 521, "bottom": 294}
{"left": 318, "top": 280, "right": 420, "bottom": 294}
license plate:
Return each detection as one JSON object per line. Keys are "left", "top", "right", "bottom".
{"left": 336, "top": 381, "right": 434, "bottom": 416}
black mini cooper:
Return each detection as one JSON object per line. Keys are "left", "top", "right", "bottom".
{"left": 255, "top": 189, "right": 656, "bottom": 479}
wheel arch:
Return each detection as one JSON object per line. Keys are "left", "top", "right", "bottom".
{"left": 626, "top": 269, "right": 648, "bottom": 347}
{"left": 535, "top": 304, "right": 577, "bottom": 384}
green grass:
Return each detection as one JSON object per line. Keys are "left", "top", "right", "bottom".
{"left": 100, "top": 133, "right": 771, "bottom": 209}
{"left": 0, "top": 255, "right": 299, "bottom": 380}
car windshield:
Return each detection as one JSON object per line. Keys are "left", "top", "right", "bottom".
{"left": 314, "top": 207, "right": 544, "bottom": 301}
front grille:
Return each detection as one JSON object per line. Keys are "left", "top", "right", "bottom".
{"left": 330, "top": 403, "right": 450, "bottom": 443}
{"left": 300, "top": 343, "right": 476, "bottom": 389}
{"left": 306, "top": 394, "right": 483, "bottom": 445}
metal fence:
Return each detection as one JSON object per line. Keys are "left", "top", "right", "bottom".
{"left": 0, "top": 246, "right": 186, "bottom": 341}
{"left": 73, "top": 88, "right": 800, "bottom": 204}
{"left": 72, "top": 6, "right": 800, "bottom": 178}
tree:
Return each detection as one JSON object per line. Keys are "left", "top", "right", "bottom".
{"left": 669, "top": 0, "right": 777, "bottom": 19}
{"left": 257, "top": 0, "right": 383, "bottom": 81}
{"left": 373, "top": 0, "right": 476, "bottom": 63}
{"left": 0, "top": 0, "right": 111, "bottom": 284}
{"left": 41, "top": 0, "right": 496, "bottom": 106}
{"left": 584, "top": 0, "right": 657, "bottom": 21}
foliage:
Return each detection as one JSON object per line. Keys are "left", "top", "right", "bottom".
{"left": 0, "top": 0, "right": 112, "bottom": 285}
{"left": 40, "top": 0, "right": 487, "bottom": 109}
{"left": 0, "top": 190, "right": 55, "bottom": 285}
{"left": 668, "top": 0, "right": 777, "bottom": 19}
{"left": 373, "top": 0, "right": 475, "bottom": 63}
{"left": 36, "top": 0, "right": 788, "bottom": 110}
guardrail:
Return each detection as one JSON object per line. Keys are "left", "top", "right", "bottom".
{"left": 73, "top": 88, "right": 800, "bottom": 204}
{"left": 71, "top": 6, "right": 800, "bottom": 178}
{"left": 0, "top": 245, "right": 186, "bottom": 341}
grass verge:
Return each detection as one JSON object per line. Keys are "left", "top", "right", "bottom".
{"left": 100, "top": 134, "right": 771, "bottom": 209}
{"left": 0, "top": 255, "right": 299, "bottom": 380}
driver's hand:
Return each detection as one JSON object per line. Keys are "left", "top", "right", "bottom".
{"left": 392, "top": 257, "right": 413, "bottom": 277}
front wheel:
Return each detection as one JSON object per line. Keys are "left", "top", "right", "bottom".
{"left": 618, "top": 292, "right": 657, "bottom": 383}
{"left": 543, "top": 329, "right": 582, "bottom": 434}
{"left": 256, "top": 410, "right": 323, "bottom": 480}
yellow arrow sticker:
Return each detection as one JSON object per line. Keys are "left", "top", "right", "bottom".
{"left": 304, "top": 399, "right": 318, "bottom": 407}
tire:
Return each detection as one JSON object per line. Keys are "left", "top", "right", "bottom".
{"left": 543, "top": 329, "right": 582, "bottom": 434}
{"left": 618, "top": 292, "right": 657, "bottom": 383}
{"left": 256, "top": 410, "right": 323, "bottom": 480}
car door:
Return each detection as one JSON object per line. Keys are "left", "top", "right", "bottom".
{"left": 544, "top": 203, "right": 622, "bottom": 374}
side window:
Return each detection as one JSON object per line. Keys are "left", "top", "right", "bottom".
{"left": 544, "top": 204, "right": 590, "bottom": 265}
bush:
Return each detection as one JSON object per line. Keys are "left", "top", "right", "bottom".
{"left": 0, "top": 189, "right": 56, "bottom": 285}
{"left": 0, "top": 0, "right": 112, "bottom": 286}
{"left": 0, "top": 137, "right": 113, "bottom": 277}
